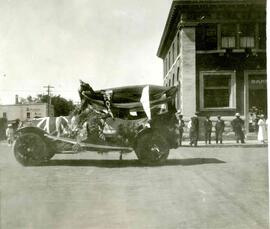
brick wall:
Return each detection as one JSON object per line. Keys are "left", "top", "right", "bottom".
{"left": 180, "top": 27, "right": 196, "bottom": 117}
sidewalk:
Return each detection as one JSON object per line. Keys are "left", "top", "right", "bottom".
{"left": 180, "top": 140, "right": 268, "bottom": 148}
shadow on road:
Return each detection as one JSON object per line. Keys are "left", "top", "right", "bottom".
{"left": 40, "top": 158, "right": 226, "bottom": 168}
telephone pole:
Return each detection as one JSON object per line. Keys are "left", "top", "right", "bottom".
{"left": 43, "top": 85, "right": 54, "bottom": 116}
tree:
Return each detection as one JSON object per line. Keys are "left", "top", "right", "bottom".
{"left": 51, "top": 95, "right": 75, "bottom": 116}
{"left": 20, "top": 94, "right": 75, "bottom": 117}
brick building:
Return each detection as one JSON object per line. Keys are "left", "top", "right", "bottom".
{"left": 157, "top": 0, "right": 266, "bottom": 135}
{"left": 0, "top": 103, "right": 54, "bottom": 122}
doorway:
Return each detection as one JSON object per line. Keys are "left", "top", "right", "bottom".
{"left": 244, "top": 70, "right": 267, "bottom": 133}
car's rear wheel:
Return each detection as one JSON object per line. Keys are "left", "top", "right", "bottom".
{"left": 13, "top": 132, "right": 54, "bottom": 166}
{"left": 135, "top": 133, "right": 169, "bottom": 165}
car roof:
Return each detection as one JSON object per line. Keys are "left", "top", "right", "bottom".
{"left": 95, "top": 84, "right": 176, "bottom": 103}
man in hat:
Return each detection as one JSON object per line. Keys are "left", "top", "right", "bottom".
{"left": 215, "top": 115, "right": 225, "bottom": 144}
{"left": 231, "top": 113, "right": 245, "bottom": 143}
{"left": 176, "top": 111, "right": 185, "bottom": 146}
{"left": 189, "top": 112, "right": 199, "bottom": 146}
{"left": 204, "top": 115, "right": 212, "bottom": 144}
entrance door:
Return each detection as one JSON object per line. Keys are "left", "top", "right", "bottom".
{"left": 244, "top": 71, "right": 267, "bottom": 133}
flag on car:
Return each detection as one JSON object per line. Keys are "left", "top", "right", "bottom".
{"left": 140, "top": 85, "right": 151, "bottom": 120}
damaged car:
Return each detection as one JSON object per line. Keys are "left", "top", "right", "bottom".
{"left": 13, "top": 80, "right": 179, "bottom": 166}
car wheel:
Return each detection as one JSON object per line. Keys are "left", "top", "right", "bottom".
{"left": 13, "top": 132, "right": 54, "bottom": 166}
{"left": 135, "top": 133, "right": 169, "bottom": 165}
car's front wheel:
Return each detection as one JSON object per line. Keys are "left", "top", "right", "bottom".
{"left": 13, "top": 132, "right": 54, "bottom": 166}
{"left": 135, "top": 133, "right": 169, "bottom": 165}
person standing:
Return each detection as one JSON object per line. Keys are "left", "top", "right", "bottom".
{"left": 257, "top": 114, "right": 267, "bottom": 143}
{"left": 231, "top": 113, "right": 245, "bottom": 143}
{"left": 215, "top": 115, "right": 225, "bottom": 144}
{"left": 168, "top": 111, "right": 181, "bottom": 148}
{"left": 204, "top": 115, "right": 212, "bottom": 144}
{"left": 188, "top": 112, "right": 199, "bottom": 147}
{"left": 266, "top": 118, "right": 268, "bottom": 137}
{"left": 176, "top": 112, "right": 185, "bottom": 146}
{"left": 6, "top": 124, "right": 14, "bottom": 146}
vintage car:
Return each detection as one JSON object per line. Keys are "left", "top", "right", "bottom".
{"left": 13, "top": 81, "right": 179, "bottom": 166}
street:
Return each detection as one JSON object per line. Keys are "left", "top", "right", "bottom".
{"left": 0, "top": 143, "right": 268, "bottom": 229}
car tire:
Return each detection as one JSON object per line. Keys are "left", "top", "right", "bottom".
{"left": 135, "top": 132, "right": 169, "bottom": 165}
{"left": 13, "top": 132, "right": 54, "bottom": 166}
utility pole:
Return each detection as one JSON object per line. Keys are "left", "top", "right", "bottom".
{"left": 43, "top": 85, "right": 54, "bottom": 116}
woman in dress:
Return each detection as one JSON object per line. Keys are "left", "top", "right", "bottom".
{"left": 257, "top": 114, "right": 267, "bottom": 143}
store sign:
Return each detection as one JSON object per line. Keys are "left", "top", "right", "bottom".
{"left": 249, "top": 79, "right": 267, "bottom": 89}
{"left": 25, "top": 106, "right": 45, "bottom": 118}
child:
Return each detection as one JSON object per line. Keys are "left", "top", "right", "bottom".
{"left": 6, "top": 124, "right": 14, "bottom": 146}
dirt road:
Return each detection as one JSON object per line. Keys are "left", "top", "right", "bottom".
{"left": 0, "top": 143, "right": 268, "bottom": 229}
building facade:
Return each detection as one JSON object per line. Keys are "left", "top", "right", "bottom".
{"left": 157, "top": 0, "right": 266, "bottom": 133}
{"left": 0, "top": 103, "right": 54, "bottom": 122}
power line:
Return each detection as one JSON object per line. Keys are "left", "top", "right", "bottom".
{"left": 43, "top": 85, "right": 54, "bottom": 116}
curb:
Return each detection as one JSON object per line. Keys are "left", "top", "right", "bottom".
{"left": 189, "top": 144, "right": 267, "bottom": 148}
{"left": 179, "top": 142, "right": 267, "bottom": 148}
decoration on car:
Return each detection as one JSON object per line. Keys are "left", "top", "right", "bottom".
{"left": 140, "top": 85, "right": 151, "bottom": 120}
{"left": 101, "top": 90, "right": 114, "bottom": 118}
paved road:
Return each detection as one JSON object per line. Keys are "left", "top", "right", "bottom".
{"left": 0, "top": 143, "right": 268, "bottom": 229}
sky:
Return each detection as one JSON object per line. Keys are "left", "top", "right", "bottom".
{"left": 0, "top": 0, "right": 172, "bottom": 104}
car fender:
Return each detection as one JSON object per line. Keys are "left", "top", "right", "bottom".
{"left": 15, "top": 127, "right": 56, "bottom": 152}
{"left": 133, "top": 126, "right": 152, "bottom": 148}
{"left": 16, "top": 126, "right": 48, "bottom": 137}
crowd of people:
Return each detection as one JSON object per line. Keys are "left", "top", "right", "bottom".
{"left": 175, "top": 111, "right": 268, "bottom": 146}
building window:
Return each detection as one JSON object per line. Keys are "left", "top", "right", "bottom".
{"left": 26, "top": 112, "right": 31, "bottom": 119}
{"left": 177, "top": 68, "right": 179, "bottom": 82}
{"left": 164, "top": 59, "right": 167, "bottom": 76}
{"left": 172, "top": 42, "right": 175, "bottom": 63}
{"left": 221, "top": 24, "right": 236, "bottom": 48}
{"left": 200, "top": 71, "right": 236, "bottom": 109}
{"left": 164, "top": 58, "right": 166, "bottom": 75}
{"left": 166, "top": 58, "right": 168, "bottom": 74}
{"left": 258, "top": 23, "right": 266, "bottom": 49}
{"left": 177, "top": 33, "right": 180, "bottom": 55}
{"left": 168, "top": 51, "right": 171, "bottom": 68}
{"left": 3, "top": 112, "right": 7, "bottom": 119}
{"left": 166, "top": 54, "right": 170, "bottom": 73}
{"left": 239, "top": 24, "right": 255, "bottom": 48}
{"left": 196, "top": 24, "right": 217, "bottom": 50}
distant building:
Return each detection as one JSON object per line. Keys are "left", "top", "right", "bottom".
{"left": 157, "top": 0, "right": 266, "bottom": 133}
{"left": 0, "top": 103, "right": 54, "bottom": 122}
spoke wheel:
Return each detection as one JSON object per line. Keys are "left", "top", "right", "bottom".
{"left": 13, "top": 133, "right": 53, "bottom": 166}
{"left": 135, "top": 133, "right": 169, "bottom": 165}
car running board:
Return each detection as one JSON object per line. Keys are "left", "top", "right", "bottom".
{"left": 44, "top": 134, "right": 133, "bottom": 152}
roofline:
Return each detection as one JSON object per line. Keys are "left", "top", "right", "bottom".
{"left": 156, "top": 0, "right": 266, "bottom": 58}
{"left": 0, "top": 103, "right": 50, "bottom": 107}
{"left": 156, "top": 1, "right": 178, "bottom": 58}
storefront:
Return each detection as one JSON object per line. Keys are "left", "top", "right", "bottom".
{"left": 244, "top": 70, "right": 267, "bottom": 132}
{"left": 156, "top": 0, "right": 266, "bottom": 135}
